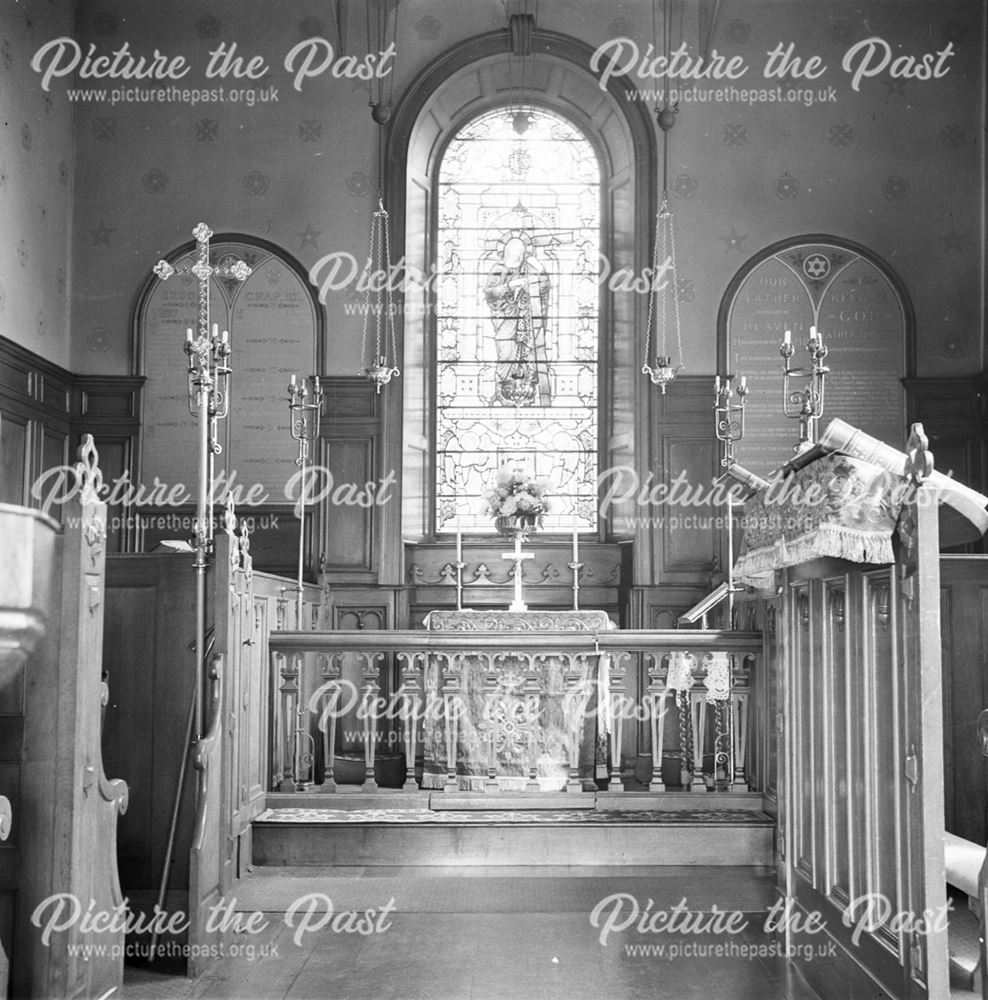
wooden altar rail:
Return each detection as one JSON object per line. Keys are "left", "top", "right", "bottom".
{"left": 267, "top": 630, "right": 762, "bottom": 794}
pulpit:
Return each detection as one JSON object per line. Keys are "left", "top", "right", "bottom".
{"left": 419, "top": 610, "right": 613, "bottom": 792}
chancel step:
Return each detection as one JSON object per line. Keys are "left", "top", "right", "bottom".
{"left": 252, "top": 805, "right": 774, "bottom": 868}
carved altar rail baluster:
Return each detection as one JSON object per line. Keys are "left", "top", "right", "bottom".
{"left": 691, "top": 687, "right": 706, "bottom": 789}
{"left": 702, "top": 652, "right": 732, "bottom": 792}
{"left": 314, "top": 652, "right": 342, "bottom": 792}
{"left": 360, "top": 652, "right": 383, "bottom": 792}
{"left": 732, "top": 654, "right": 752, "bottom": 791}
{"left": 525, "top": 653, "right": 545, "bottom": 792}
{"left": 667, "top": 651, "right": 697, "bottom": 790}
{"left": 646, "top": 652, "right": 668, "bottom": 792}
{"left": 288, "top": 651, "right": 315, "bottom": 790}
{"left": 274, "top": 652, "right": 298, "bottom": 792}
{"left": 563, "top": 653, "right": 592, "bottom": 794}
{"left": 608, "top": 652, "right": 630, "bottom": 791}
{"left": 478, "top": 652, "right": 500, "bottom": 792}
{"left": 442, "top": 653, "right": 463, "bottom": 793}
{"left": 396, "top": 651, "right": 423, "bottom": 792}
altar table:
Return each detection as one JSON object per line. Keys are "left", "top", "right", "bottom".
{"left": 419, "top": 610, "right": 613, "bottom": 792}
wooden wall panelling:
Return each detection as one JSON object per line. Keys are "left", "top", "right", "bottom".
{"left": 636, "top": 376, "right": 721, "bottom": 589}
{"left": 0, "top": 409, "right": 30, "bottom": 506}
{"left": 102, "top": 554, "right": 198, "bottom": 953}
{"left": 329, "top": 589, "right": 395, "bottom": 763}
{"left": 316, "top": 378, "right": 384, "bottom": 585}
{"left": 905, "top": 376, "right": 988, "bottom": 552}
{"left": 0, "top": 337, "right": 71, "bottom": 510}
{"left": 938, "top": 555, "right": 988, "bottom": 845}
{"left": 71, "top": 375, "right": 143, "bottom": 554}
{"left": 0, "top": 338, "right": 142, "bottom": 549}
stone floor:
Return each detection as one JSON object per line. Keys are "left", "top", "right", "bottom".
{"left": 118, "top": 865, "right": 839, "bottom": 1000}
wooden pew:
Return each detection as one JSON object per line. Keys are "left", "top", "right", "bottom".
{"left": 1, "top": 436, "right": 128, "bottom": 999}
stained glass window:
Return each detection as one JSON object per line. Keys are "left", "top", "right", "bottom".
{"left": 435, "top": 107, "right": 600, "bottom": 533}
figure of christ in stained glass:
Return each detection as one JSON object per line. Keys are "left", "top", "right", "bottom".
{"left": 435, "top": 107, "right": 600, "bottom": 532}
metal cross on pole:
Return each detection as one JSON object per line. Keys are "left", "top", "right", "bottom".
{"left": 152, "top": 222, "right": 251, "bottom": 739}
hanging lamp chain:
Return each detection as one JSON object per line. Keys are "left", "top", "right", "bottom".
{"left": 642, "top": 0, "right": 683, "bottom": 393}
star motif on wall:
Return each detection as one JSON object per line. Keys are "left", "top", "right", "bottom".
{"left": 827, "top": 123, "right": 854, "bottom": 147}
{"left": 774, "top": 173, "right": 800, "bottom": 199}
{"left": 90, "top": 218, "right": 115, "bottom": 245}
{"left": 676, "top": 278, "right": 695, "bottom": 303}
{"left": 723, "top": 123, "right": 748, "bottom": 147}
{"left": 883, "top": 175, "right": 909, "bottom": 200}
{"left": 299, "top": 16, "right": 325, "bottom": 38}
{"left": 243, "top": 170, "right": 270, "bottom": 196}
{"left": 346, "top": 172, "right": 370, "bottom": 197}
{"left": 194, "top": 118, "right": 218, "bottom": 142}
{"left": 939, "top": 230, "right": 967, "bottom": 253}
{"left": 940, "top": 125, "right": 966, "bottom": 148}
{"left": 672, "top": 174, "right": 697, "bottom": 199}
{"left": 802, "top": 253, "right": 830, "bottom": 280}
{"left": 142, "top": 169, "right": 168, "bottom": 194}
{"left": 299, "top": 119, "right": 323, "bottom": 142}
{"left": 883, "top": 77, "right": 907, "bottom": 98}
{"left": 297, "top": 224, "right": 322, "bottom": 250}
{"left": 829, "top": 20, "right": 855, "bottom": 45}
{"left": 719, "top": 227, "right": 748, "bottom": 253}
{"left": 414, "top": 15, "right": 441, "bottom": 41}
{"left": 607, "top": 19, "right": 635, "bottom": 37}
{"left": 92, "top": 117, "right": 116, "bottom": 140}
{"left": 725, "top": 19, "right": 751, "bottom": 43}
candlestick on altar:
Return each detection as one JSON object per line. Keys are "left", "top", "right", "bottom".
{"left": 502, "top": 534, "right": 534, "bottom": 612}
{"left": 570, "top": 527, "right": 582, "bottom": 611}
{"left": 455, "top": 526, "right": 464, "bottom": 611}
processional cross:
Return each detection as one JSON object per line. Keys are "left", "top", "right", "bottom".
{"left": 151, "top": 223, "right": 251, "bottom": 738}
{"left": 502, "top": 535, "right": 534, "bottom": 612}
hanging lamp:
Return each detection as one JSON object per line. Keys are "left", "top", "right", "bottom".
{"left": 360, "top": 0, "right": 401, "bottom": 393}
{"left": 641, "top": 0, "right": 685, "bottom": 394}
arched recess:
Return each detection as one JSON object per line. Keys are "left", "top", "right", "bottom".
{"left": 717, "top": 234, "right": 914, "bottom": 476}
{"left": 134, "top": 235, "right": 323, "bottom": 501}
{"left": 384, "top": 30, "right": 656, "bottom": 555}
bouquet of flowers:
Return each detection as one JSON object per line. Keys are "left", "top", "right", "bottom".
{"left": 484, "top": 466, "right": 550, "bottom": 531}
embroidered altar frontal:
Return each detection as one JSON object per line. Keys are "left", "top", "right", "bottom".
{"left": 420, "top": 610, "right": 613, "bottom": 792}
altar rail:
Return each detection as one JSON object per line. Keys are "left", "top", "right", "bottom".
{"left": 267, "top": 630, "right": 763, "bottom": 794}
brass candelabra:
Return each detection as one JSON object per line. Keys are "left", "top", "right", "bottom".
{"left": 779, "top": 326, "right": 829, "bottom": 451}
{"left": 714, "top": 375, "right": 750, "bottom": 625}
{"left": 287, "top": 374, "right": 324, "bottom": 627}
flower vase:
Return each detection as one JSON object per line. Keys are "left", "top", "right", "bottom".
{"left": 495, "top": 513, "right": 538, "bottom": 538}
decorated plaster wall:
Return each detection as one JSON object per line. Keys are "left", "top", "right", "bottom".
{"left": 0, "top": 1, "right": 76, "bottom": 367}
{"left": 12, "top": 0, "right": 982, "bottom": 378}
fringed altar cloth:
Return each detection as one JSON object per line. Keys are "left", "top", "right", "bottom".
{"left": 733, "top": 452, "right": 902, "bottom": 588}
{"left": 420, "top": 610, "right": 613, "bottom": 792}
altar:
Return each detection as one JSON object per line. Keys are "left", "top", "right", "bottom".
{"left": 419, "top": 610, "right": 613, "bottom": 792}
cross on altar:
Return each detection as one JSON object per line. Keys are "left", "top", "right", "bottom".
{"left": 152, "top": 222, "right": 252, "bottom": 339}
{"left": 501, "top": 534, "right": 534, "bottom": 612}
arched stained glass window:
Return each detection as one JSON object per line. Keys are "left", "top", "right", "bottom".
{"left": 434, "top": 107, "right": 601, "bottom": 534}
